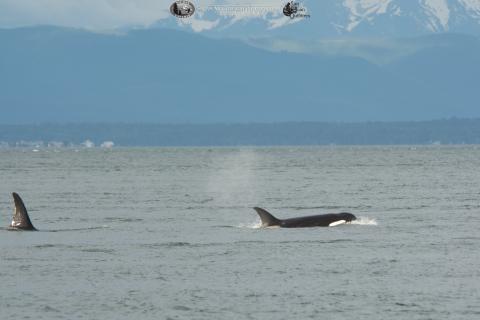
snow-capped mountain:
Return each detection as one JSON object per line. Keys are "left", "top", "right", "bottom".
{"left": 162, "top": 0, "right": 480, "bottom": 37}
{"left": 340, "top": 0, "right": 480, "bottom": 34}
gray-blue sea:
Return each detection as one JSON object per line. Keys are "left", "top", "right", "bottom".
{"left": 1, "top": 146, "right": 479, "bottom": 319}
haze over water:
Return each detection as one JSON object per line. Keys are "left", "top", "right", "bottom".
{"left": 1, "top": 146, "right": 479, "bottom": 319}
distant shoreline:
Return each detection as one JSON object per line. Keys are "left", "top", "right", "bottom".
{"left": 1, "top": 119, "right": 480, "bottom": 147}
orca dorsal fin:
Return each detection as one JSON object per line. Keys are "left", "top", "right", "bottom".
{"left": 253, "top": 207, "right": 281, "bottom": 227}
{"left": 11, "top": 193, "right": 36, "bottom": 231}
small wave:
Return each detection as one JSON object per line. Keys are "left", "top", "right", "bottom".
{"left": 104, "top": 217, "right": 143, "bottom": 223}
{"left": 81, "top": 248, "right": 115, "bottom": 254}
{"left": 172, "top": 305, "right": 191, "bottom": 311}
{"left": 352, "top": 216, "right": 378, "bottom": 226}
{"left": 140, "top": 242, "right": 225, "bottom": 249}
{"left": 163, "top": 242, "right": 192, "bottom": 247}
{"left": 34, "top": 244, "right": 58, "bottom": 249}
{"left": 141, "top": 242, "right": 192, "bottom": 248}
{"left": 283, "top": 206, "right": 342, "bottom": 210}
{"left": 45, "top": 226, "right": 109, "bottom": 232}
{"left": 42, "top": 306, "right": 61, "bottom": 313}
{"left": 1, "top": 227, "right": 107, "bottom": 232}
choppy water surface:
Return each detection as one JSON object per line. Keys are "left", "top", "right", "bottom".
{"left": 1, "top": 146, "right": 479, "bottom": 319}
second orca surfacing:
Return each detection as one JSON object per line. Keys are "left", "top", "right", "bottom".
{"left": 254, "top": 207, "right": 356, "bottom": 228}
{"left": 9, "top": 192, "right": 37, "bottom": 231}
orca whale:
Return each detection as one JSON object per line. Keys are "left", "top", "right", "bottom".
{"left": 254, "top": 207, "right": 356, "bottom": 228}
{"left": 9, "top": 193, "right": 37, "bottom": 231}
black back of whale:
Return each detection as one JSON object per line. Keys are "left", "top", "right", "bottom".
{"left": 254, "top": 207, "right": 356, "bottom": 228}
{"left": 10, "top": 192, "right": 37, "bottom": 231}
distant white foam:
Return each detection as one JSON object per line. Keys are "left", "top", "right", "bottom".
{"left": 352, "top": 216, "right": 378, "bottom": 226}
{"left": 81, "top": 140, "right": 95, "bottom": 148}
{"left": 100, "top": 141, "right": 114, "bottom": 148}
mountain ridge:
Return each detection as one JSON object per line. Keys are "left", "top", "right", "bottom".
{"left": 1, "top": 26, "right": 479, "bottom": 123}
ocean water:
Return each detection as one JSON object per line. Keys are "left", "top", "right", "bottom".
{"left": 0, "top": 146, "right": 479, "bottom": 319}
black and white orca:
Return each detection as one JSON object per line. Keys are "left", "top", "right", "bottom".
{"left": 254, "top": 207, "right": 356, "bottom": 228}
